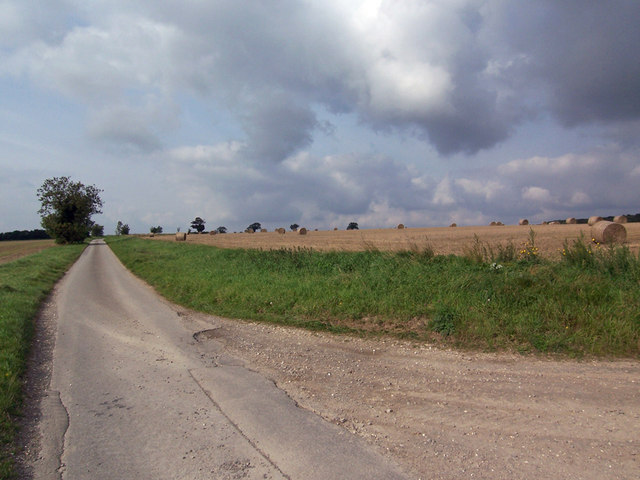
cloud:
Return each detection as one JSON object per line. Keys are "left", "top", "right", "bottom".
{"left": 162, "top": 142, "right": 446, "bottom": 229}
{"left": 240, "top": 94, "right": 318, "bottom": 163}
{"left": 432, "top": 177, "right": 455, "bottom": 206}
{"left": 493, "top": 1, "right": 640, "bottom": 126}
{"left": 522, "top": 186, "right": 552, "bottom": 204}
{"left": 87, "top": 98, "right": 179, "bottom": 152}
{"left": 455, "top": 178, "right": 504, "bottom": 201}
{"left": 570, "top": 192, "right": 590, "bottom": 206}
{"left": 2, "top": 1, "right": 640, "bottom": 234}
{"left": 4, "top": 15, "right": 181, "bottom": 101}
{"left": 496, "top": 147, "right": 640, "bottom": 218}
{"left": 0, "top": 0, "right": 74, "bottom": 48}
{"left": 4, "top": 0, "right": 640, "bottom": 159}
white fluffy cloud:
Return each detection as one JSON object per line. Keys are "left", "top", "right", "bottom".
{"left": 522, "top": 186, "right": 552, "bottom": 204}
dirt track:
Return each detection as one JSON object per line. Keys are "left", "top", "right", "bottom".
{"left": 200, "top": 314, "right": 639, "bottom": 480}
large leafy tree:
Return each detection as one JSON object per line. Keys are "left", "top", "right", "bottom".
{"left": 37, "top": 177, "right": 103, "bottom": 243}
{"left": 191, "top": 217, "right": 206, "bottom": 233}
{"left": 90, "top": 224, "right": 104, "bottom": 237}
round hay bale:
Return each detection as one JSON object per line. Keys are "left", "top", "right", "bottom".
{"left": 149, "top": 233, "right": 155, "bottom": 237}
{"left": 397, "top": 224, "right": 405, "bottom": 229}
{"left": 245, "top": 228, "right": 254, "bottom": 234}
{"left": 333, "top": 227, "right": 338, "bottom": 231}
{"left": 592, "top": 221, "right": 627, "bottom": 244}
{"left": 490, "top": 221, "right": 497, "bottom": 226}
{"left": 299, "top": 227, "right": 307, "bottom": 235}
{"left": 496, "top": 221, "right": 504, "bottom": 226}
{"left": 614, "top": 215, "right": 627, "bottom": 224}
{"left": 209, "top": 230, "right": 217, "bottom": 235}
{"left": 588, "top": 216, "right": 603, "bottom": 226}
{"left": 260, "top": 228, "right": 267, "bottom": 233}
{"left": 449, "top": 223, "right": 457, "bottom": 227}
{"left": 276, "top": 227, "right": 285, "bottom": 234}
{"left": 518, "top": 219, "right": 529, "bottom": 226}
{"left": 175, "top": 232, "right": 187, "bottom": 241}
{"left": 566, "top": 217, "right": 577, "bottom": 224}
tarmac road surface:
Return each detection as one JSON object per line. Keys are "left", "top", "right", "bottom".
{"left": 33, "top": 240, "right": 408, "bottom": 479}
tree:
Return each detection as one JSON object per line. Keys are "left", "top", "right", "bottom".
{"left": 150, "top": 226, "right": 163, "bottom": 234}
{"left": 290, "top": 223, "right": 299, "bottom": 231}
{"left": 216, "top": 226, "right": 227, "bottom": 234}
{"left": 191, "top": 217, "right": 206, "bottom": 233}
{"left": 115, "top": 221, "right": 130, "bottom": 235}
{"left": 90, "top": 224, "right": 104, "bottom": 237}
{"left": 115, "top": 221, "right": 128, "bottom": 235}
{"left": 248, "top": 222, "right": 261, "bottom": 232}
{"left": 116, "top": 221, "right": 130, "bottom": 235}
{"left": 37, "top": 176, "right": 103, "bottom": 244}
{"left": 347, "top": 222, "right": 359, "bottom": 230}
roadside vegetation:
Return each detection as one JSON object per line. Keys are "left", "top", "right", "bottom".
{"left": 107, "top": 233, "right": 639, "bottom": 358}
{"left": 0, "top": 244, "right": 85, "bottom": 478}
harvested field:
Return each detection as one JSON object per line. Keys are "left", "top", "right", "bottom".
{"left": 151, "top": 223, "right": 640, "bottom": 259}
{"left": 0, "top": 239, "right": 55, "bottom": 265}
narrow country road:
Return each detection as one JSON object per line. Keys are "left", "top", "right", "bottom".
{"left": 30, "top": 240, "right": 408, "bottom": 479}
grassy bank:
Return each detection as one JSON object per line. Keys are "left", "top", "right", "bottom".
{"left": 0, "top": 244, "right": 85, "bottom": 478}
{"left": 107, "top": 235, "right": 639, "bottom": 358}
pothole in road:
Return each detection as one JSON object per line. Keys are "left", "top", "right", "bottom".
{"left": 193, "top": 328, "right": 223, "bottom": 341}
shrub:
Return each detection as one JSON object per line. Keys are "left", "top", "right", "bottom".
{"left": 518, "top": 229, "right": 540, "bottom": 263}
{"left": 463, "top": 234, "right": 517, "bottom": 264}
{"left": 561, "top": 234, "right": 598, "bottom": 268}
{"left": 431, "top": 306, "right": 457, "bottom": 336}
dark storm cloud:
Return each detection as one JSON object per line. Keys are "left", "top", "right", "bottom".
{"left": 496, "top": 1, "right": 640, "bottom": 126}
{"left": 240, "top": 94, "right": 318, "bottom": 162}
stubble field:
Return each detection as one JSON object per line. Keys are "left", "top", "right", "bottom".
{"left": 0, "top": 239, "right": 55, "bottom": 265}
{"left": 153, "top": 223, "right": 640, "bottom": 258}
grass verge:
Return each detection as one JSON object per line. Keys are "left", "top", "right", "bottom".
{"left": 0, "top": 244, "right": 85, "bottom": 478}
{"left": 106, "top": 235, "right": 639, "bottom": 358}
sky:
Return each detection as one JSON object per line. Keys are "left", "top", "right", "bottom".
{"left": 1, "top": 0, "right": 639, "bottom": 234}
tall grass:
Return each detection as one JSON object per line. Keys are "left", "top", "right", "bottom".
{"left": 107, "top": 236, "right": 639, "bottom": 358}
{"left": 0, "top": 244, "right": 85, "bottom": 478}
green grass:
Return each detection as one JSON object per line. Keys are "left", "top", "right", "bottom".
{"left": 106, "top": 235, "right": 639, "bottom": 358}
{"left": 0, "top": 244, "right": 85, "bottom": 478}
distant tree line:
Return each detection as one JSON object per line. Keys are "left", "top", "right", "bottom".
{"left": 186, "top": 217, "right": 361, "bottom": 233}
{"left": 0, "top": 229, "right": 51, "bottom": 241}
{"left": 549, "top": 213, "right": 640, "bottom": 224}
